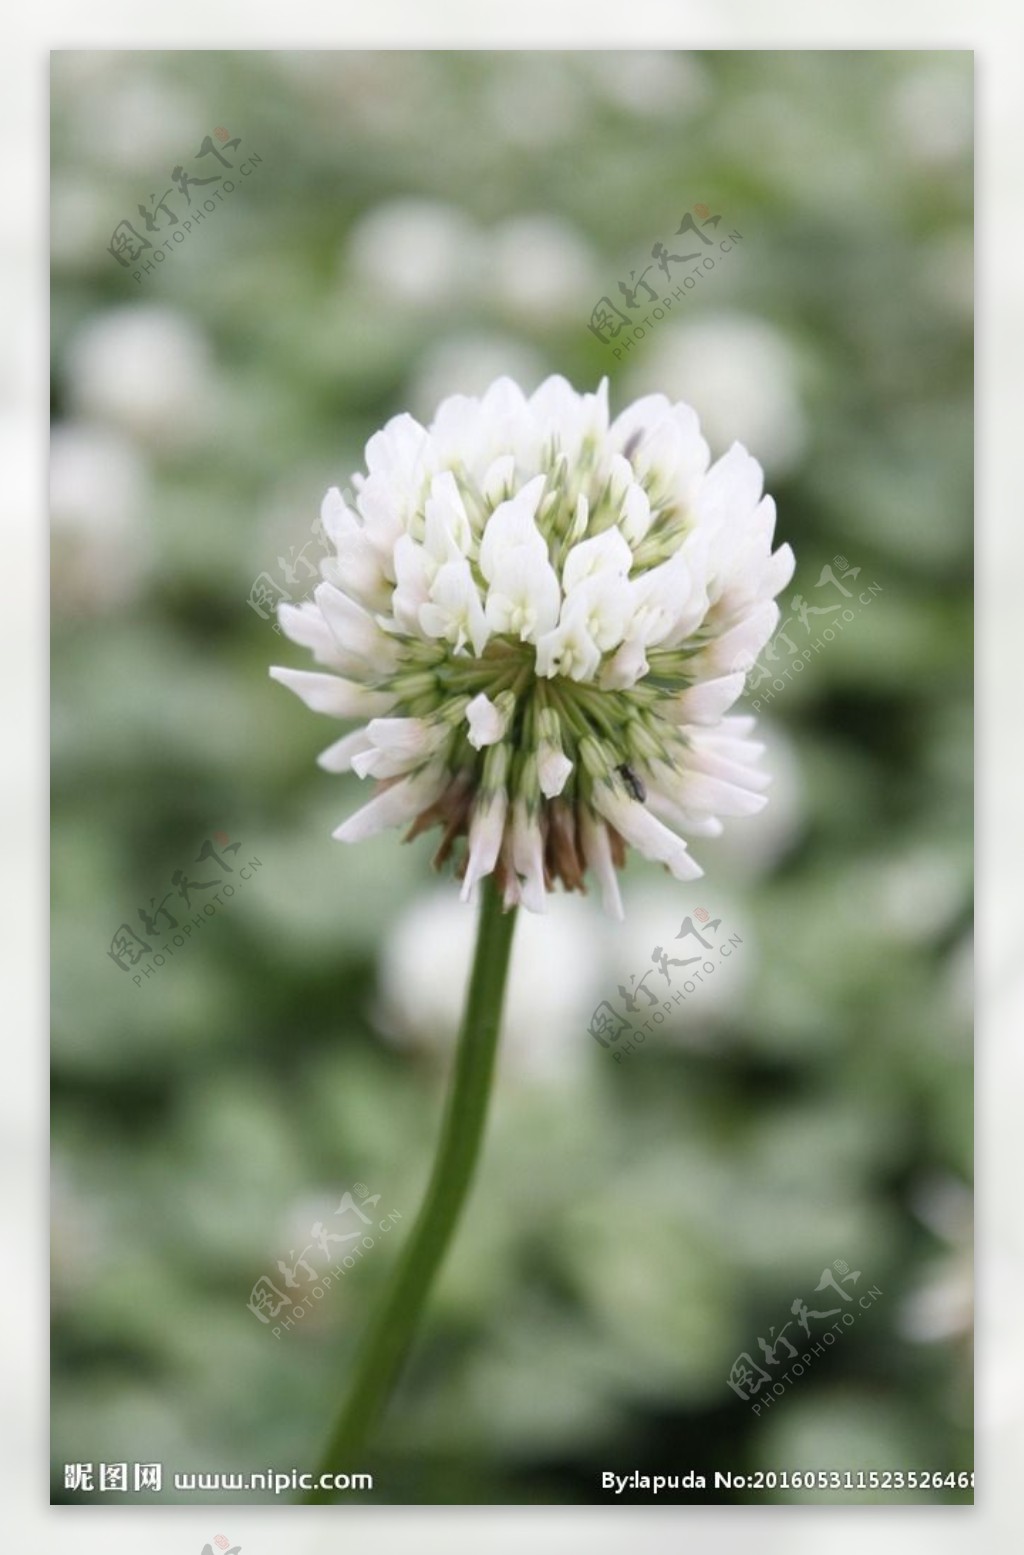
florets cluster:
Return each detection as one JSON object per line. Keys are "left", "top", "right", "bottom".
{"left": 271, "top": 376, "right": 793, "bottom": 916}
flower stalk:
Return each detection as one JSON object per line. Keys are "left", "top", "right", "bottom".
{"left": 304, "top": 877, "right": 518, "bottom": 1502}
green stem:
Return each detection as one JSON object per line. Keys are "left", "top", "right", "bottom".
{"left": 303, "top": 876, "right": 518, "bottom": 1503}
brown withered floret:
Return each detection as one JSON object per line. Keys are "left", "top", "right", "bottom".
{"left": 403, "top": 776, "right": 630, "bottom": 900}
{"left": 403, "top": 769, "right": 476, "bottom": 869}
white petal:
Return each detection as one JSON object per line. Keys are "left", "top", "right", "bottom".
{"left": 269, "top": 666, "right": 394, "bottom": 718}
{"left": 352, "top": 716, "right": 444, "bottom": 778}
{"left": 566, "top": 492, "right": 590, "bottom": 547}
{"left": 659, "top": 767, "right": 768, "bottom": 818}
{"left": 460, "top": 791, "right": 508, "bottom": 901}
{"left": 697, "top": 441, "right": 764, "bottom": 525}
{"left": 314, "top": 581, "right": 400, "bottom": 671}
{"left": 686, "top": 748, "right": 772, "bottom": 792}
{"left": 593, "top": 784, "right": 704, "bottom": 882}
{"left": 764, "top": 541, "right": 796, "bottom": 595}
{"left": 424, "top": 470, "right": 473, "bottom": 560}
{"left": 481, "top": 453, "right": 517, "bottom": 507}
{"left": 485, "top": 545, "right": 561, "bottom": 643}
{"left": 663, "top": 673, "right": 746, "bottom": 725}
{"left": 610, "top": 392, "right": 671, "bottom": 451}
{"left": 511, "top": 800, "right": 547, "bottom": 914}
{"left": 579, "top": 808, "right": 624, "bottom": 920}
{"left": 529, "top": 375, "right": 605, "bottom": 463}
{"left": 538, "top": 748, "right": 573, "bottom": 799}
{"left": 629, "top": 548, "right": 705, "bottom": 650}
{"left": 465, "top": 693, "right": 507, "bottom": 749}
{"left": 645, "top": 787, "right": 724, "bottom": 838}
{"left": 319, "top": 485, "right": 353, "bottom": 546}
{"left": 332, "top": 763, "right": 447, "bottom": 843}
{"left": 320, "top": 490, "right": 391, "bottom": 610}
{"left": 535, "top": 617, "right": 602, "bottom": 682}
{"left": 364, "top": 411, "right": 432, "bottom": 484}
{"left": 612, "top": 396, "right": 710, "bottom": 503}
{"left": 701, "top": 737, "right": 766, "bottom": 765}
{"left": 419, "top": 558, "right": 489, "bottom": 656}
{"left": 478, "top": 474, "right": 547, "bottom": 581}
{"left": 563, "top": 526, "right": 632, "bottom": 592}
{"left": 718, "top": 714, "right": 758, "bottom": 737}
{"left": 391, "top": 534, "right": 434, "bottom": 634}
{"left": 278, "top": 601, "right": 360, "bottom": 672}
{"left": 352, "top": 748, "right": 415, "bottom": 780}
{"left": 600, "top": 632, "right": 650, "bottom": 690}
{"left": 560, "top": 573, "right": 631, "bottom": 652}
{"left": 365, "top": 716, "right": 437, "bottom": 754}
{"left": 317, "top": 728, "right": 373, "bottom": 773}
{"left": 692, "top": 602, "right": 779, "bottom": 678}
{"left": 620, "top": 476, "right": 653, "bottom": 547}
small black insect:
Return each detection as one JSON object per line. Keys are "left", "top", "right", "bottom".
{"left": 616, "top": 763, "right": 647, "bottom": 803}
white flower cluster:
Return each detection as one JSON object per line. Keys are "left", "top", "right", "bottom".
{"left": 271, "top": 376, "right": 794, "bottom": 916}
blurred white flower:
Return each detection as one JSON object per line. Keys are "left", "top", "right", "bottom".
{"left": 65, "top": 306, "right": 214, "bottom": 451}
{"left": 705, "top": 718, "right": 805, "bottom": 878}
{"left": 945, "top": 930, "right": 973, "bottom": 1028}
{"left": 888, "top": 61, "right": 973, "bottom": 168}
{"left": 899, "top": 1176, "right": 972, "bottom": 1344}
{"left": 282, "top": 53, "right": 439, "bottom": 142}
{"left": 406, "top": 334, "right": 548, "bottom": 424}
{"left": 485, "top": 56, "right": 585, "bottom": 147}
{"left": 50, "top": 422, "right": 152, "bottom": 612}
{"left": 717, "top": 91, "right": 843, "bottom": 207}
{"left": 63, "top": 63, "right": 201, "bottom": 174}
{"left": 378, "top": 887, "right": 602, "bottom": 1082}
{"left": 625, "top": 313, "right": 808, "bottom": 475}
{"left": 597, "top": 878, "right": 754, "bottom": 1043}
{"left": 487, "top": 215, "right": 599, "bottom": 325}
{"left": 279, "top": 1190, "right": 361, "bottom": 1265}
{"left": 271, "top": 375, "right": 794, "bottom": 914}
{"left": 583, "top": 51, "right": 710, "bottom": 119}
{"left": 51, "top": 1158, "right": 108, "bottom": 1302}
{"left": 922, "top": 231, "right": 973, "bottom": 325}
{"left": 871, "top": 846, "right": 969, "bottom": 945}
{"left": 50, "top": 174, "right": 114, "bottom": 268}
{"left": 346, "top": 199, "right": 484, "bottom": 309}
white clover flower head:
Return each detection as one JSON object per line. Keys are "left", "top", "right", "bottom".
{"left": 270, "top": 375, "right": 795, "bottom": 917}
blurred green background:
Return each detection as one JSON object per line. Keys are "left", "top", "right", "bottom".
{"left": 50, "top": 50, "right": 973, "bottom": 1505}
